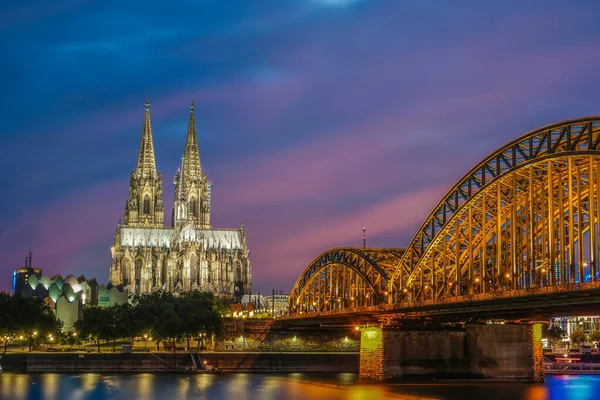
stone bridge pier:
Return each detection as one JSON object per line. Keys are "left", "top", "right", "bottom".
{"left": 359, "top": 322, "right": 543, "bottom": 382}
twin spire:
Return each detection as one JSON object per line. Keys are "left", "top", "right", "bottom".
{"left": 135, "top": 99, "right": 157, "bottom": 177}
{"left": 177, "top": 101, "right": 202, "bottom": 200}
{"left": 135, "top": 99, "right": 201, "bottom": 183}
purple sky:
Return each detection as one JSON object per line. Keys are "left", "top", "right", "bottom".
{"left": 1, "top": 0, "right": 599, "bottom": 294}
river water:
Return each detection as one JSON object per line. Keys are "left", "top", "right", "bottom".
{"left": 0, "top": 373, "right": 598, "bottom": 400}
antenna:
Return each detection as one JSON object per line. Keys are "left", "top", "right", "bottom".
{"left": 363, "top": 227, "right": 366, "bottom": 249}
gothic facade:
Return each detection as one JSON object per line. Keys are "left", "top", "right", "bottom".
{"left": 108, "top": 100, "right": 252, "bottom": 298}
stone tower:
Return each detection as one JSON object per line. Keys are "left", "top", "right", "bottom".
{"left": 172, "top": 101, "right": 211, "bottom": 230}
{"left": 123, "top": 99, "right": 165, "bottom": 227}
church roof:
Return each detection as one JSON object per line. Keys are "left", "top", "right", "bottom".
{"left": 120, "top": 226, "right": 244, "bottom": 250}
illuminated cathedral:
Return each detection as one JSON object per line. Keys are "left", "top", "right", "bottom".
{"left": 108, "top": 100, "right": 252, "bottom": 298}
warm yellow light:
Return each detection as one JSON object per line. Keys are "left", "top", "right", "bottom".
{"left": 366, "top": 294, "right": 369, "bottom": 298}
{"left": 403, "top": 288, "right": 407, "bottom": 293}
{"left": 73, "top": 332, "right": 77, "bottom": 337}
{"left": 475, "top": 278, "right": 480, "bottom": 283}
{"left": 49, "top": 337, "right": 54, "bottom": 341}
{"left": 355, "top": 326, "right": 360, "bottom": 331}
{"left": 19, "top": 335, "right": 24, "bottom": 340}
{"left": 144, "top": 334, "right": 147, "bottom": 339}
{"left": 33, "top": 331, "right": 38, "bottom": 336}
{"left": 505, "top": 273, "right": 511, "bottom": 278}
{"left": 351, "top": 297, "right": 355, "bottom": 300}
{"left": 312, "top": 302, "right": 316, "bottom": 306}
{"left": 149, "top": 337, "right": 152, "bottom": 341}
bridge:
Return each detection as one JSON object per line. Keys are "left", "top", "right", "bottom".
{"left": 285, "top": 116, "right": 600, "bottom": 381}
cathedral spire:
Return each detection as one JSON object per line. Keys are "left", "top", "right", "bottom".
{"left": 135, "top": 99, "right": 157, "bottom": 178}
{"left": 122, "top": 99, "right": 165, "bottom": 228}
{"left": 173, "top": 101, "right": 211, "bottom": 229}
{"left": 181, "top": 101, "right": 202, "bottom": 188}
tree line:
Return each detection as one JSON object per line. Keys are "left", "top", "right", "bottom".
{"left": 75, "top": 291, "right": 228, "bottom": 352}
{"left": 0, "top": 293, "right": 59, "bottom": 352}
{"left": 548, "top": 325, "right": 600, "bottom": 348}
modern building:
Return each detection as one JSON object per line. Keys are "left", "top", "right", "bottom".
{"left": 263, "top": 291, "right": 289, "bottom": 317}
{"left": 12, "top": 251, "right": 42, "bottom": 295}
{"left": 108, "top": 100, "right": 252, "bottom": 298}
{"left": 14, "top": 270, "right": 128, "bottom": 330}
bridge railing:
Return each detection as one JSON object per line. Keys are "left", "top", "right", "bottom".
{"left": 283, "top": 281, "right": 600, "bottom": 319}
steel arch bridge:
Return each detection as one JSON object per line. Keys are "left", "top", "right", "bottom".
{"left": 289, "top": 116, "right": 600, "bottom": 315}
{"left": 288, "top": 248, "right": 403, "bottom": 314}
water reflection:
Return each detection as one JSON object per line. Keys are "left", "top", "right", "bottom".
{"left": 1, "top": 373, "right": 600, "bottom": 400}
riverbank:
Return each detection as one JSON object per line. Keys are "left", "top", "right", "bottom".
{"left": 0, "top": 352, "right": 359, "bottom": 373}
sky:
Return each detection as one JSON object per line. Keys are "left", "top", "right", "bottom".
{"left": 1, "top": 0, "right": 599, "bottom": 294}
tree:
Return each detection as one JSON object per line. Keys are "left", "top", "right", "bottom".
{"left": 75, "top": 306, "right": 110, "bottom": 352}
{"left": 570, "top": 329, "right": 587, "bottom": 348}
{"left": 547, "top": 325, "right": 566, "bottom": 349}
{"left": 589, "top": 330, "right": 600, "bottom": 345}
{"left": 0, "top": 293, "right": 58, "bottom": 352}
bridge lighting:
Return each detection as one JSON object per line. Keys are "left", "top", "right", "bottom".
{"left": 475, "top": 278, "right": 480, "bottom": 283}
{"left": 584, "top": 262, "right": 589, "bottom": 267}
{"left": 505, "top": 273, "right": 511, "bottom": 278}
{"left": 366, "top": 294, "right": 369, "bottom": 298}
{"left": 337, "top": 298, "right": 341, "bottom": 302}
{"left": 541, "top": 268, "right": 546, "bottom": 273}
{"left": 351, "top": 297, "right": 355, "bottom": 300}
{"left": 403, "top": 289, "right": 407, "bottom": 293}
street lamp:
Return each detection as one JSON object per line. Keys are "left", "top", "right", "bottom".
{"left": 144, "top": 334, "right": 148, "bottom": 350}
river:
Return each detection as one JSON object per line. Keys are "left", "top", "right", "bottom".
{"left": 1, "top": 373, "right": 598, "bottom": 400}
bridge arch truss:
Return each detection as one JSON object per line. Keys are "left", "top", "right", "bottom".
{"left": 289, "top": 248, "right": 403, "bottom": 314}
{"left": 390, "top": 117, "right": 600, "bottom": 302}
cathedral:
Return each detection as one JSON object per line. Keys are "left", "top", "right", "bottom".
{"left": 108, "top": 100, "right": 252, "bottom": 298}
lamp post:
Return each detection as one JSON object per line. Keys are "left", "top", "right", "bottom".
{"left": 144, "top": 334, "right": 147, "bottom": 350}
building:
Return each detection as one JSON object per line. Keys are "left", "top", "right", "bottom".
{"left": 15, "top": 272, "right": 128, "bottom": 330}
{"left": 263, "top": 291, "right": 289, "bottom": 317}
{"left": 12, "top": 251, "right": 42, "bottom": 295}
{"left": 108, "top": 100, "right": 252, "bottom": 298}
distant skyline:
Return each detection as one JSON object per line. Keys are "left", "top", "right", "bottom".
{"left": 1, "top": 0, "right": 600, "bottom": 294}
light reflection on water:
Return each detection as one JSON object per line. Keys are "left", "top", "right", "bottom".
{"left": 1, "top": 373, "right": 600, "bottom": 400}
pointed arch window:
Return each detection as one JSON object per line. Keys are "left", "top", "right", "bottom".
{"left": 143, "top": 196, "right": 150, "bottom": 215}
{"left": 135, "top": 259, "right": 143, "bottom": 293}
{"left": 190, "top": 197, "right": 198, "bottom": 217}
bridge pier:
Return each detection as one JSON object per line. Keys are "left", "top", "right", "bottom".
{"left": 358, "top": 322, "right": 544, "bottom": 382}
